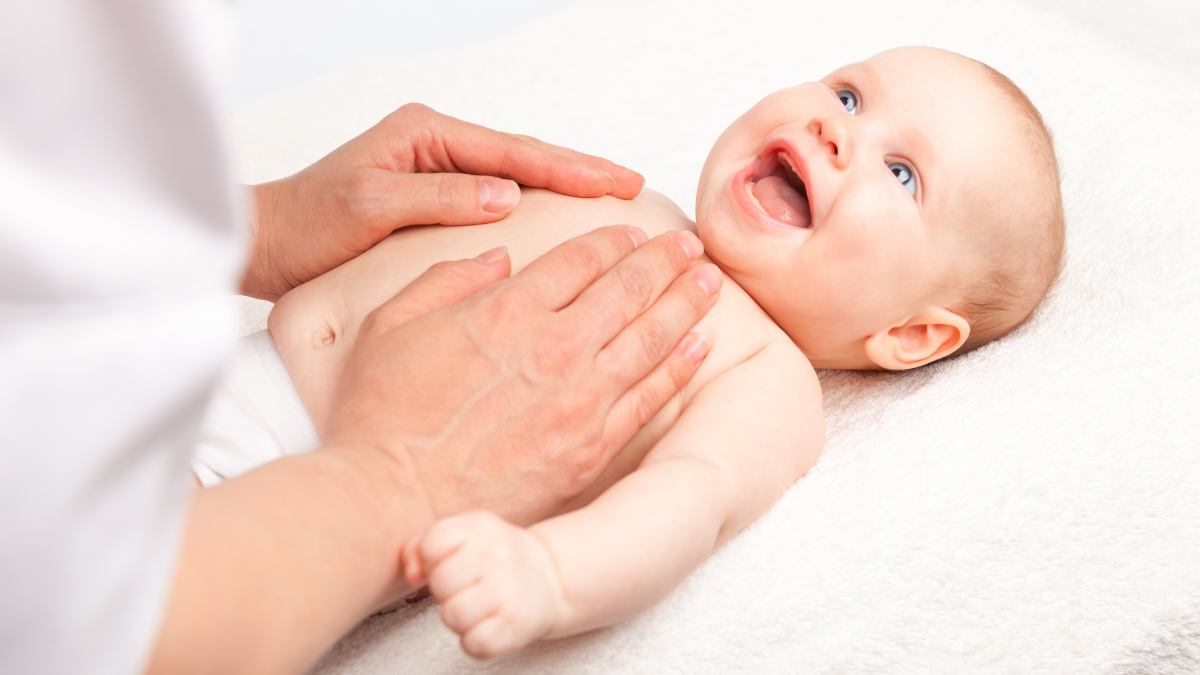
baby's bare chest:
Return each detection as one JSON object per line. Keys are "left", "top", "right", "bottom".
{"left": 270, "top": 187, "right": 787, "bottom": 449}
{"left": 315, "top": 188, "right": 701, "bottom": 323}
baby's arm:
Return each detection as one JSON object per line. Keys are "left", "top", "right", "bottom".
{"left": 405, "top": 337, "right": 823, "bottom": 658}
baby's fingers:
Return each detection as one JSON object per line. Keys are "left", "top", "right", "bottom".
{"left": 426, "top": 540, "right": 486, "bottom": 600}
{"left": 461, "top": 615, "right": 528, "bottom": 661}
{"left": 440, "top": 584, "right": 499, "bottom": 635}
{"left": 419, "top": 515, "right": 475, "bottom": 568}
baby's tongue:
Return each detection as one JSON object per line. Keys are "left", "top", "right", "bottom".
{"left": 752, "top": 175, "right": 811, "bottom": 228}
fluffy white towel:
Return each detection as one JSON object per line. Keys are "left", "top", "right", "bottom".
{"left": 230, "top": 0, "right": 1200, "bottom": 672}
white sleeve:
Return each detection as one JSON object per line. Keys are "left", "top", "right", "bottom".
{"left": 192, "top": 330, "right": 322, "bottom": 487}
{"left": 0, "top": 2, "right": 244, "bottom": 675}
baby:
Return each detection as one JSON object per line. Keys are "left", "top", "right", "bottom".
{"left": 230, "top": 46, "right": 1065, "bottom": 659}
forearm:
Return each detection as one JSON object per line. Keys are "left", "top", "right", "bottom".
{"left": 147, "top": 443, "right": 432, "bottom": 675}
{"left": 531, "top": 459, "right": 733, "bottom": 638}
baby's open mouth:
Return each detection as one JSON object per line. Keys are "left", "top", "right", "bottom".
{"left": 747, "top": 152, "right": 812, "bottom": 229}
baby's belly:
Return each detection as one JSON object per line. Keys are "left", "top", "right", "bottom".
{"left": 266, "top": 188, "right": 698, "bottom": 502}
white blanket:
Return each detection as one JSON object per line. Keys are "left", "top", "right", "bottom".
{"left": 230, "top": 1, "right": 1200, "bottom": 672}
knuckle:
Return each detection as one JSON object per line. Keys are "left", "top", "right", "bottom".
{"left": 564, "top": 434, "right": 606, "bottom": 482}
{"left": 475, "top": 284, "right": 533, "bottom": 325}
{"left": 398, "top": 101, "right": 433, "bottom": 117}
{"left": 564, "top": 465, "right": 599, "bottom": 499}
{"left": 426, "top": 259, "right": 472, "bottom": 288}
{"left": 424, "top": 260, "right": 457, "bottom": 280}
{"left": 436, "top": 173, "right": 464, "bottom": 210}
{"left": 385, "top": 102, "right": 435, "bottom": 135}
{"left": 340, "top": 167, "right": 373, "bottom": 199}
{"left": 341, "top": 170, "right": 389, "bottom": 223}
{"left": 636, "top": 317, "right": 669, "bottom": 359}
{"left": 601, "top": 224, "right": 636, "bottom": 254}
{"left": 634, "top": 390, "right": 660, "bottom": 428}
{"left": 560, "top": 240, "right": 605, "bottom": 279}
{"left": 615, "top": 264, "right": 653, "bottom": 306}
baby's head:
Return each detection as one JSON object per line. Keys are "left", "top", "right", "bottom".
{"left": 695, "top": 46, "right": 1064, "bottom": 369}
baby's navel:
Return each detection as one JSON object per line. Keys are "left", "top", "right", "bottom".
{"left": 312, "top": 321, "right": 339, "bottom": 348}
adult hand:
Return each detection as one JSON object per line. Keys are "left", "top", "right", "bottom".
{"left": 324, "top": 225, "right": 722, "bottom": 526}
{"left": 241, "top": 103, "right": 645, "bottom": 301}
{"left": 150, "top": 227, "right": 718, "bottom": 675}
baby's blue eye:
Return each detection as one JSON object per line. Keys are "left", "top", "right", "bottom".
{"left": 837, "top": 89, "right": 858, "bottom": 115}
{"left": 889, "top": 162, "right": 916, "bottom": 196}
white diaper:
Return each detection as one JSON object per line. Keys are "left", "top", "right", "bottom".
{"left": 191, "top": 330, "right": 321, "bottom": 486}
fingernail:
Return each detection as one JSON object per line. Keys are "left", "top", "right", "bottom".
{"left": 695, "top": 264, "right": 721, "bottom": 296}
{"left": 473, "top": 245, "right": 508, "bottom": 264}
{"left": 480, "top": 178, "right": 519, "bottom": 214}
{"left": 599, "top": 170, "right": 616, "bottom": 193}
{"left": 624, "top": 225, "right": 648, "bottom": 249}
{"left": 683, "top": 332, "right": 711, "bottom": 365}
{"left": 677, "top": 231, "right": 704, "bottom": 260}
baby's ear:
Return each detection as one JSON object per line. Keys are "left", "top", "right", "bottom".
{"left": 863, "top": 307, "right": 970, "bottom": 370}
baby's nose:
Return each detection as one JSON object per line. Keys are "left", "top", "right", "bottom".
{"left": 808, "top": 117, "right": 853, "bottom": 169}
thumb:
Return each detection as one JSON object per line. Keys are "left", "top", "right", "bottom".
{"left": 401, "top": 533, "right": 426, "bottom": 586}
{"left": 377, "top": 170, "right": 522, "bottom": 227}
{"left": 368, "top": 247, "right": 512, "bottom": 331}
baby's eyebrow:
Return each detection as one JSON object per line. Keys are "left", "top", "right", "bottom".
{"left": 842, "top": 62, "right": 882, "bottom": 95}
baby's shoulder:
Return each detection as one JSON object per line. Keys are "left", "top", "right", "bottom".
{"left": 681, "top": 271, "right": 816, "bottom": 407}
{"left": 573, "top": 190, "right": 816, "bottom": 407}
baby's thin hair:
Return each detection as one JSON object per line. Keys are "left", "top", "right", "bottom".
{"left": 954, "top": 62, "right": 1066, "bottom": 355}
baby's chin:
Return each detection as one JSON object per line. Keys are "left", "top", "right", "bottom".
{"left": 692, "top": 205, "right": 740, "bottom": 275}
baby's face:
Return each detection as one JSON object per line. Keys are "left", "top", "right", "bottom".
{"left": 695, "top": 47, "right": 1024, "bottom": 367}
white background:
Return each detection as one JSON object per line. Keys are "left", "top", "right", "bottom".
{"left": 232, "top": 0, "right": 610, "bottom": 101}
{"left": 233, "top": 0, "right": 1198, "bottom": 103}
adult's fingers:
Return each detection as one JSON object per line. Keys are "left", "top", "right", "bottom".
{"left": 385, "top": 104, "right": 622, "bottom": 199}
{"left": 510, "top": 225, "right": 647, "bottom": 310}
{"left": 366, "top": 249, "right": 512, "bottom": 333}
{"left": 513, "top": 134, "right": 644, "bottom": 199}
{"left": 564, "top": 230, "right": 705, "bottom": 348}
{"left": 603, "top": 331, "right": 712, "bottom": 451}
{"left": 360, "top": 169, "right": 523, "bottom": 228}
{"left": 597, "top": 262, "right": 721, "bottom": 386}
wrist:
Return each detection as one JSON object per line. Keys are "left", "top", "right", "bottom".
{"left": 320, "top": 440, "right": 439, "bottom": 607}
{"left": 239, "top": 181, "right": 284, "bottom": 300}
{"left": 529, "top": 528, "right": 573, "bottom": 639}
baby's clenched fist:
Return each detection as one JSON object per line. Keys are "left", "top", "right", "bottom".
{"left": 403, "top": 511, "right": 565, "bottom": 659}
